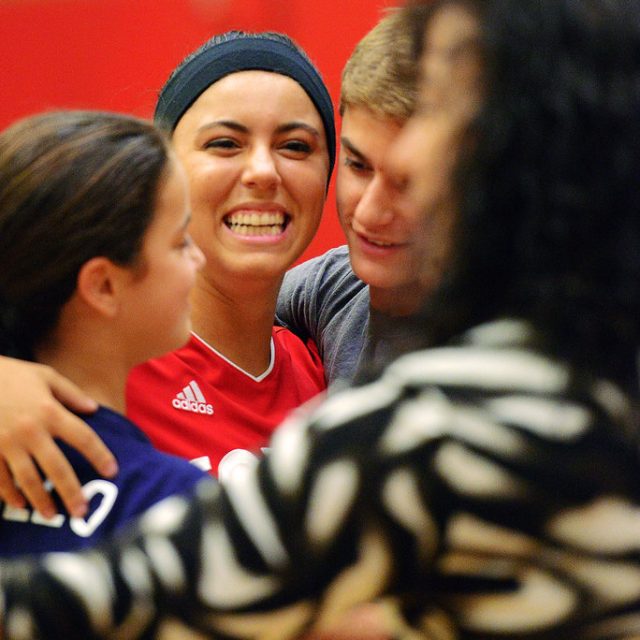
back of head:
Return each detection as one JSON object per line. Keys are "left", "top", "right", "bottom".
{"left": 0, "top": 110, "right": 170, "bottom": 359}
{"left": 340, "top": 9, "right": 418, "bottom": 120}
{"left": 404, "top": 0, "right": 640, "bottom": 387}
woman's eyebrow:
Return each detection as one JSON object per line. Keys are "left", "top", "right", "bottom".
{"left": 275, "top": 121, "right": 321, "bottom": 138}
{"left": 196, "top": 120, "right": 248, "bottom": 135}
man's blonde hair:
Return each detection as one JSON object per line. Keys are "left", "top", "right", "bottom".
{"left": 340, "top": 8, "right": 417, "bottom": 120}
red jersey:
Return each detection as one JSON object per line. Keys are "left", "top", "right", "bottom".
{"left": 126, "top": 328, "right": 326, "bottom": 477}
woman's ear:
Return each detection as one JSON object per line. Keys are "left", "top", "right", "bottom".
{"left": 76, "top": 257, "right": 124, "bottom": 317}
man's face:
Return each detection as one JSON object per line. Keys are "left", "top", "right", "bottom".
{"left": 336, "top": 105, "right": 434, "bottom": 315}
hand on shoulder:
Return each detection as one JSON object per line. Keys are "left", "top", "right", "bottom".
{"left": 0, "top": 356, "right": 115, "bottom": 519}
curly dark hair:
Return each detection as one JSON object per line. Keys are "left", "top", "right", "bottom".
{"left": 405, "top": 0, "right": 640, "bottom": 388}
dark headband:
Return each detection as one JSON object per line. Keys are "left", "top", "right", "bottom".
{"left": 154, "top": 36, "right": 336, "bottom": 182}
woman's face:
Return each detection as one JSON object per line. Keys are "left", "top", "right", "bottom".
{"left": 387, "top": 2, "right": 483, "bottom": 292}
{"left": 119, "top": 158, "right": 205, "bottom": 364}
{"left": 172, "top": 70, "right": 329, "bottom": 287}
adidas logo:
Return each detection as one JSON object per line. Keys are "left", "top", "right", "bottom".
{"left": 172, "top": 380, "right": 214, "bottom": 415}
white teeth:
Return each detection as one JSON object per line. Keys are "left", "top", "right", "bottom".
{"left": 225, "top": 211, "right": 288, "bottom": 237}
{"left": 369, "top": 239, "right": 394, "bottom": 247}
{"left": 229, "top": 224, "right": 284, "bottom": 237}
{"left": 226, "top": 211, "right": 285, "bottom": 226}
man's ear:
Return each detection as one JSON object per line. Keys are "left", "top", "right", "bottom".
{"left": 76, "top": 257, "right": 124, "bottom": 317}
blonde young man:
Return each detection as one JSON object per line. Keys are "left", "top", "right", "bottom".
{"left": 277, "top": 9, "right": 429, "bottom": 387}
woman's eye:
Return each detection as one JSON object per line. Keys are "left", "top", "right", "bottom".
{"left": 281, "top": 140, "right": 312, "bottom": 154}
{"left": 204, "top": 138, "right": 239, "bottom": 150}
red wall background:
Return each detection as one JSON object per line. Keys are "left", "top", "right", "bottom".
{"left": 0, "top": 0, "right": 398, "bottom": 262}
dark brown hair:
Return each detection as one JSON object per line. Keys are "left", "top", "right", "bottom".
{"left": 0, "top": 110, "right": 172, "bottom": 358}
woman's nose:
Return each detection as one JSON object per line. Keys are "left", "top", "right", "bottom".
{"left": 241, "top": 145, "right": 281, "bottom": 191}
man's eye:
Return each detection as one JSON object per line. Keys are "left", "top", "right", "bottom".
{"left": 345, "top": 157, "right": 369, "bottom": 172}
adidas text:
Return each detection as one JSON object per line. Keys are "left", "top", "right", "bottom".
{"left": 172, "top": 380, "right": 214, "bottom": 415}
{"left": 172, "top": 398, "right": 214, "bottom": 414}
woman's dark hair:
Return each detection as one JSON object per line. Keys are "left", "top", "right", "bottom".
{"left": 405, "top": 0, "right": 640, "bottom": 388}
{"left": 0, "top": 110, "right": 172, "bottom": 359}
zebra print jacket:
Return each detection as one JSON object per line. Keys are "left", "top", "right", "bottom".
{"left": 2, "top": 319, "right": 639, "bottom": 640}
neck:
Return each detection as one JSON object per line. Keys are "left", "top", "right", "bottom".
{"left": 189, "top": 272, "right": 281, "bottom": 376}
{"left": 35, "top": 297, "right": 138, "bottom": 414}
{"left": 369, "top": 284, "right": 428, "bottom": 317}
{"left": 36, "top": 338, "right": 128, "bottom": 414}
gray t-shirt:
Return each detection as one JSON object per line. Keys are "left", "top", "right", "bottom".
{"left": 276, "top": 246, "right": 430, "bottom": 387}
{"left": 276, "top": 246, "right": 369, "bottom": 386}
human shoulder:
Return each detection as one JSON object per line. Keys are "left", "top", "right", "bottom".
{"left": 286, "top": 244, "right": 351, "bottom": 276}
{"left": 80, "top": 407, "right": 204, "bottom": 479}
{"left": 272, "top": 326, "right": 325, "bottom": 378}
{"left": 276, "top": 246, "right": 369, "bottom": 347}
{"left": 280, "top": 245, "right": 364, "bottom": 301}
{"left": 47, "top": 408, "right": 205, "bottom": 546}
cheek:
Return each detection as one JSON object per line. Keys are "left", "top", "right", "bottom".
{"left": 286, "top": 162, "right": 326, "bottom": 220}
{"left": 166, "top": 257, "right": 198, "bottom": 305}
{"left": 336, "top": 171, "right": 364, "bottom": 224}
{"left": 300, "top": 197, "right": 325, "bottom": 242}
{"left": 186, "top": 215, "right": 217, "bottom": 263}
{"left": 186, "top": 159, "right": 235, "bottom": 206}
{"left": 403, "top": 206, "right": 429, "bottom": 238}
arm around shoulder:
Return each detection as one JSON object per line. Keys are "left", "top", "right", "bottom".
{"left": 0, "top": 356, "right": 115, "bottom": 519}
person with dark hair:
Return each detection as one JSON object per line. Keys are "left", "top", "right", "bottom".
{"left": 2, "top": 0, "right": 640, "bottom": 637}
{"left": 0, "top": 30, "right": 332, "bottom": 519}
{"left": 0, "top": 12, "right": 418, "bottom": 534}
{"left": 124, "top": 30, "right": 331, "bottom": 480}
{"left": 0, "top": 110, "right": 207, "bottom": 555}
{"left": 0, "top": 16, "right": 420, "bottom": 525}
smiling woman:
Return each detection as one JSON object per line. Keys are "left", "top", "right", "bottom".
{"left": 0, "top": 30, "right": 334, "bottom": 517}
{"left": 124, "top": 32, "right": 334, "bottom": 477}
{"left": 171, "top": 69, "right": 329, "bottom": 284}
